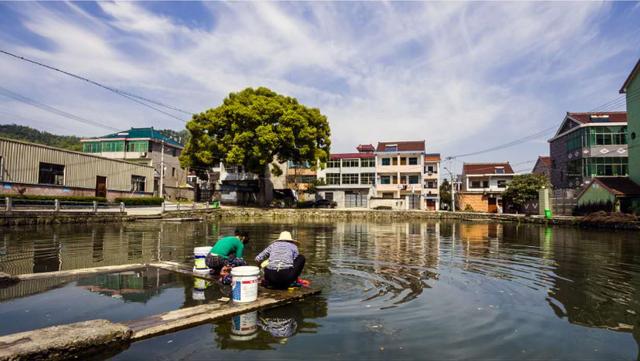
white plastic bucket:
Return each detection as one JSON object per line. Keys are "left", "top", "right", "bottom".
{"left": 231, "top": 266, "right": 260, "bottom": 303}
{"left": 193, "top": 247, "right": 211, "bottom": 273}
{"left": 231, "top": 311, "right": 258, "bottom": 336}
{"left": 192, "top": 277, "right": 208, "bottom": 301}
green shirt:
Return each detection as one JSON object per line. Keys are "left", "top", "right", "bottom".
{"left": 210, "top": 236, "right": 244, "bottom": 259}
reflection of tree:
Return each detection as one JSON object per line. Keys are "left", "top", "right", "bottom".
{"left": 212, "top": 297, "right": 328, "bottom": 350}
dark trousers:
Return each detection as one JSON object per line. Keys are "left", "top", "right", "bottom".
{"left": 264, "top": 255, "right": 306, "bottom": 290}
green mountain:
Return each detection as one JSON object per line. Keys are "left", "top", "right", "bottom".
{"left": 0, "top": 124, "right": 83, "bottom": 151}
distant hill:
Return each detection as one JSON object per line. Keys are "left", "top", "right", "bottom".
{"left": 0, "top": 124, "right": 191, "bottom": 151}
{"left": 0, "top": 124, "right": 83, "bottom": 151}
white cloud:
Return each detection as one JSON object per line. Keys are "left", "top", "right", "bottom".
{"left": 0, "top": 1, "right": 637, "bottom": 171}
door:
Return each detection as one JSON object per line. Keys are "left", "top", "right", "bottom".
{"left": 96, "top": 176, "right": 107, "bottom": 198}
{"left": 408, "top": 194, "right": 420, "bottom": 210}
{"left": 488, "top": 197, "right": 497, "bottom": 213}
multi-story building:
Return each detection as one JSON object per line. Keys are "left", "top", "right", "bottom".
{"left": 81, "top": 127, "right": 193, "bottom": 200}
{"left": 423, "top": 153, "right": 441, "bottom": 210}
{"left": 457, "top": 162, "right": 516, "bottom": 213}
{"left": 548, "top": 112, "right": 628, "bottom": 190}
{"left": 374, "top": 141, "right": 430, "bottom": 210}
{"left": 0, "top": 137, "right": 155, "bottom": 201}
{"left": 284, "top": 161, "right": 317, "bottom": 201}
{"left": 316, "top": 144, "right": 376, "bottom": 208}
{"left": 621, "top": 59, "right": 640, "bottom": 185}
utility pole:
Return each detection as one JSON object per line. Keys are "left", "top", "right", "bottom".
{"left": 444, "top": 160, "right": 456, "bottom": 212}
{"left": 160, "top": 140, "right": 165, "bottom": 199}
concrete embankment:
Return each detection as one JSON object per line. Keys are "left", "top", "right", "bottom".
{"left": 1, "top": 207, "right": 638, "bottom": 230}
{"left": 0, "top": 320, "right": 132, "bottom": 361}
{"left": 207, "top": 208, "right": 640, "bottom": 230}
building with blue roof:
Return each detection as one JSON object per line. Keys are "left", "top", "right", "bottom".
{"left": 80, "top": 127, "right": 193, "bottom": 200}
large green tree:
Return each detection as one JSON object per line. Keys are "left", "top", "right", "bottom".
{"left": 502, "top": 173, "right": 551, "bottom": 211}
{"left": 180, "top": 87, "right": 331, "bottom": 205}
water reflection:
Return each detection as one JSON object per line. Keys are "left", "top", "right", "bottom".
{"left": 1, "top": 220, "right": 640, "bottom": 359}
{"left": 213, "top": 298, "right": 327, "bottom": 350}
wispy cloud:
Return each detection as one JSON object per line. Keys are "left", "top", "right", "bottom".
{"left": 0, "top": 1, "right": 638, "bottom": 170}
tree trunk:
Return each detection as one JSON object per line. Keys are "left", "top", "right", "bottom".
{"left": 257, "top": 165, "right": 273, "bottom": 207}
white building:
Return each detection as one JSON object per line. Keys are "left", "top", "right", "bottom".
{"left": 316, "top": 145, "right": 376, "bottom": 208}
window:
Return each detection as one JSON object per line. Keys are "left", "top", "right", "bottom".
{"left": 408, "top": 175, "right": 420, "bottom": 184}
{"left": 425, "top": 165, "right": 436, "bottom": 173}
{"left": 38, "top": 163, "right": 64, "bottom": 185}
{"left": 342, "top": 173, "right": 359, "bottom": 184}
{"left": 382, "top": 192, "right": 394, "bottom": 199}
{"left": 409, "top": 157, "right": 418, "bottom": 165}
{"left": 381, "top": 158, "right": 391, "bottom": 166}
{"left": 585, "top": 157, "right": 628, "bottom": 176}
{"left": 131, "top": 175, "right": 146, "bottom": 192}
{"left": 470, "top": 180, "right": 482, "bottom": 189}
{"left": 483, "top": 181, "right": 489, "bottom": 188}
{"left": 495, "top": 167, "right": 504, "bottom": 174}
{"left": 400, "top": 157, "right": 407, "bottom": 165}
{"left": 342, "top": 159, "right": 359, "bottom": 168}
{"left": 326, "top": 173, "right": 340, "bottom": 185}
{"left": 566, "top": 129, "right": 584, "bottom": 151}
{"left": 588, "top": 126, "right": 628, "bottom": 146}
{"left": 102, "top": 141, "right": 124, "bottom": 152}
{"left": 327, "top": 160, "right": 340, "bottom": 168}
{"left": 172, "top": 148, "right": 178, "bottom": 157}
{"left": 361, "top": 158, "right": 375, "bottom": 167}
{"left": 83, "top": 142, "right": 101, "bottom": 153}
{"left": 172, "top": 168, "right": 176, "bottom": 177}
{"left": 360, "top": 173, "right": 375, "bottom": 185}
{"left": 384, "top": 144, "right": 398, "bottom": 152}
{"left": 126, "top": 141, "right": 149, "bottom": 153}
{"left": 392, "top": 157, "right": 398, "bottom": 166}
{"left": 497, "top": 180, "right": 507, "bottom": 188}
{"left": 380, "top": 175, "right": 391, "bottom": 184}
{"left": 324, "top": 192, "right": 334, "bottom": 201}
{"left": 425, "top": 181, "right": 437, "bottom": 189}
{"left": 392, "top": 175, "right": 398, "bottom": 184}
{"left": 292, "top": 175, "right": 316, "bottom": 184}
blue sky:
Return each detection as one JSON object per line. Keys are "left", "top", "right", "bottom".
{"left": 0, "top": 1, "right": 639, "bottom": 173}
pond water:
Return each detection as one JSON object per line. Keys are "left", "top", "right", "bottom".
{"left": 1, "top": 220, "right": 639, "bottom": 360}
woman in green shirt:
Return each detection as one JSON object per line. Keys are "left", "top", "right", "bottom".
{"left": 206, "top": 230, "right": 250, "bottom": 274}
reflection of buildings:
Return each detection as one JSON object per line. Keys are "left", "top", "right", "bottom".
{"left": 76, "top": 268, "right": 179, "bottom": 303}
{"left": 502, "top": 224, "right": 640, "bottom": 359}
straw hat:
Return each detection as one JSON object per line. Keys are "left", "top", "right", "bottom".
{"left": 276, "top": 231, "right": 299, "bottom": 244}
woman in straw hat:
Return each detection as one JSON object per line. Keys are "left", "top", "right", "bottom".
{"left": 255, "top": 231, "right": 306, "bottom": 289}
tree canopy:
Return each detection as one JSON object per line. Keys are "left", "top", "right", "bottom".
{"left": 502, "top": 173, "right": 551, "bottom": 210}
{"left": 180, "top": 87, "right": 331, "bottom": 177}
{"left": 0, "top": 124, "right": 82, "bottom": 151}
{"left": 439, "top": 179, "right": 452, "bottom": 210}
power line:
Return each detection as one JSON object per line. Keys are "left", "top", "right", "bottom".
{"left": 0, "top": 85, "right": 120, "bottom": 132}
{"left": 0, "top": 49, "right": 194, "bottom": 123}
{"left": 446, "top": 126, "right": 557, "bottom": 160}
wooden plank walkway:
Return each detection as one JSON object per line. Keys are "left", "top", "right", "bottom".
{"left": 2, "top": 261, "right": 321, "bottom": 359}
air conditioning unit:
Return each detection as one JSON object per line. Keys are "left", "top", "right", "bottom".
{"left": 141, "top": 152, "right": 147, "bottom": 157}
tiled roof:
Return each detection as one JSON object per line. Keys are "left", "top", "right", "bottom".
{"left": 536, "top": 156, "right": 551, "bottom": 167}
{"left": 589, "top": 177, "right": 640, "bottom": 197}
{"left": 567, "top": 112, "right": 627, "bottom": 124}
{"left": 463, "top": 162, "right": 514, "bottom": 175}
{"left": 330, "top": 153, "right": 375, "bottom": 160}
{"left": 356, "top": 144, "right": 375, "bottom": 152}
{"left": 620, "top": 58, "right": 640, "bottom": 93}
{"left": 376, "top": 140, "right": 425, "bottom": 152}
{"left": 424, "top": 153, "right": 441, "bottom": 162}
{"left": 88, "top": 127, "right": 183, "bottom": 147}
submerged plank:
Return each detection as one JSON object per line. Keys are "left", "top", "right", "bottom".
{"left": 125, "top": 286, "right": 320, "bottom": 341}
{"left": 0, "top": 319, "right": 131, "bottom": 361}
{"left": 15, "top": 263, "right": 147, "bottom": 281}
